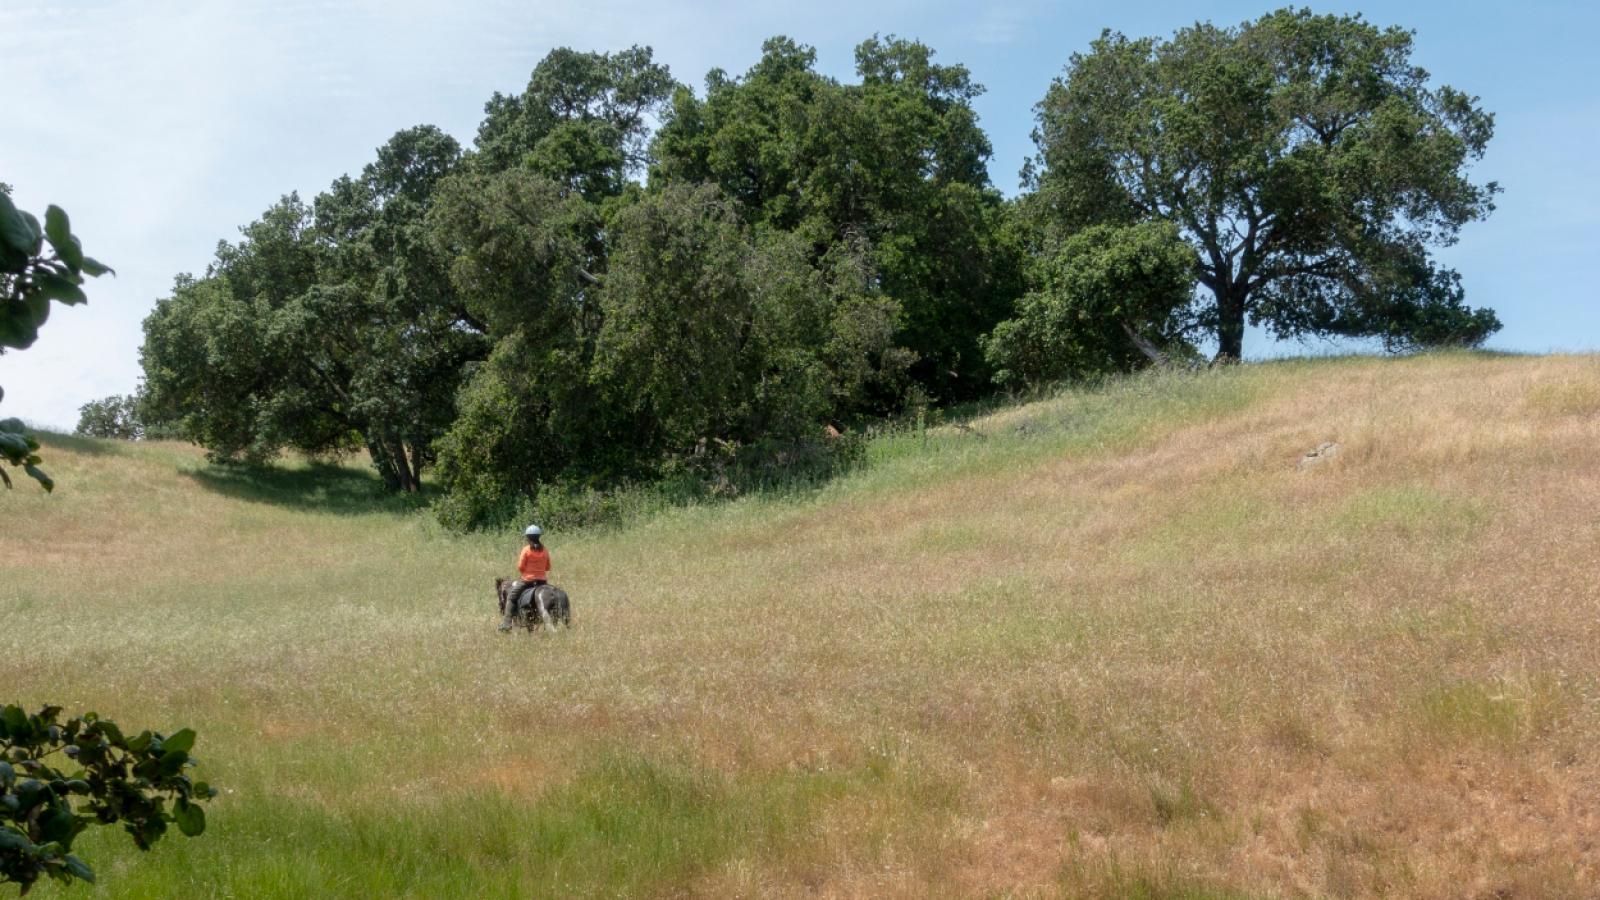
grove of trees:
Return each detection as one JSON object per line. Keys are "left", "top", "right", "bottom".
{"left": 134, "top": 10, "right": 1503, "bottom": 527}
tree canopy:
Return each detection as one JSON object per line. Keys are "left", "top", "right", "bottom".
{"left": 141, "top": 126, "right": 484, "bottom": 491}
{"left": 1028, "top": 8, "right": 1501, "bottom": 360}
{"left": 75, "top": 394, "right": 143, "bottom": 440}
{"left": 651, "top": 36, "right": 1024, "bottom": 401}
{"left": 132, "top": 17, "right": 1502, "bottom": 527}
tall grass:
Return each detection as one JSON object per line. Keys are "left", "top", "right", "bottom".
{"left": 4, "top": 352, "right": 1599, "bottom": 897}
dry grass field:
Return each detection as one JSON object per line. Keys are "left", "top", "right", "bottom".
{"left": 4, "top": 353, "right": 1599, "bottom": 898}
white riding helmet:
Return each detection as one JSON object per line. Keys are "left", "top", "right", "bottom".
{"left": 524, "top": 525, "right": 543, "bottom": 537}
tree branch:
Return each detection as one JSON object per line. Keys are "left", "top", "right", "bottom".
{"left": 1121, "top": 321, "right": 1171, "bottom": 367}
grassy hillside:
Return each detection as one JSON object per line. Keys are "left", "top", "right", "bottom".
{"left": 4, "top": 353, "right": 1599, "bottom": 898}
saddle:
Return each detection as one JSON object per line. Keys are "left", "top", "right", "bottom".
{"left": 511, "top": 583, "right": 565, "bottom": 612}
{"left": 512, "top": 584, "right": 545, "bottom": 610}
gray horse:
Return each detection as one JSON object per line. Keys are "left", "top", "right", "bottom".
{"left": 495, "top": 577, "right": 572, "bottom": 632}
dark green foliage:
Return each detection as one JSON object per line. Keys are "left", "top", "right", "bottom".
{"left": 0, "top": 705, "right": 215, "bottom": 894}
{"left": 427, "top": 177, "right": 903, "bottom": 530}
{"left": 1028, "top": 8, "right": 1501, "bottom": 360}
{"left": 651, "top": 35, "right": 1024, "bottom": 401}
{"left": 140, "top": 126, "right": 485, "bottom": 491}
{"left": 985, "top": 222, "right": 1199, "bottom": 387}
{"left": 75, "top": 394, "right": 143, "bottom": 440}
{"left": 473, "top": 46, "right": 675, "bottom": 197}
{"left": 427, "top": 43, "right": 918, "bottom": 528}
{"left": 419, "top": 49, "right": 680, "bottom": 524}
{"left": 1, "top": 187, "right": 112, "bottom": 491}
{"left": 595, "top": 183, "right": 905, "bottom": 453}
{"left": 136, "top": 18, "right": 1509, "bottom": 527}
{"left": 424, "top": 166, "right": 620, "bottom": 528}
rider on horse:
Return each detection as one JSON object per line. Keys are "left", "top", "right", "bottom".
{"left": 499, "top": 525, "right": 551, "bottom": 631}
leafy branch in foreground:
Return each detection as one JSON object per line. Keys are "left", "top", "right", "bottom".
{"left": 1, "top": 705, "right": 215, "bottom": 894}
{"left": 0, "top": 187, "right": 113, "bottom": 491}
{"left": 0, "top": 402, "right": 47, "bottom": 492}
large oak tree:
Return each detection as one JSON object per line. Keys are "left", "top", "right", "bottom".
{"left": 1028, "top": 8, "right": 1501, "bottom": 360}
{"left": 141, "top": 126, "right": 483, "bottom": 491}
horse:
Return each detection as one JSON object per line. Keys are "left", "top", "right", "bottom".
{"left": 495, "top": 577, "right": 572, "bottom": 632}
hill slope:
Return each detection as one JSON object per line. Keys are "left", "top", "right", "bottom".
{"left": 4, "top": 354, "right": 1599, "bottom": 898}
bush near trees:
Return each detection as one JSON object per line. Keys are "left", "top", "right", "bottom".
{"left": 1, "top": 705, "right": 214, "bottom": 894}
{"left": 135, "top": 12, "right": 1502, "bottom": 527}
{"left": 985, "top": 222, "right": 1199, "bottom": 388}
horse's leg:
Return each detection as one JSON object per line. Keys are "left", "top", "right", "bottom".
{"left": 534, "top": 588, "right": 555, "bottom": 633}
{"left": 518, "top": 590, "right": 534, "bottom": 633}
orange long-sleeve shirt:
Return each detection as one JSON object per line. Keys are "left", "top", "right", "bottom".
{"left": 518, "top": 546, "right": 551, "bottom": 582}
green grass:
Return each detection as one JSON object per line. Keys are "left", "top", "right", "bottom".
{"left": 7, "top": 352, "right": 1600, "bottom": 897}
{"left": 56, "top": 752, "right": 942, "bottom": 899}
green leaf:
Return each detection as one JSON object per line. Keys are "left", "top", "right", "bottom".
{"left": 173, "top": 799, "right": 206, "bottom": 837}
{"left": 24, "top": 463, "right": 53, "bottom": 493}
{"left": 23, "top": 294, "right": 51, "bottom": 338}
{"left": 43, "top": 206, "right": 83, "bottom": 270}
{"left": 1, "top": 705, "right": 29, "bottom": 738}
{"left": 79, "top": 256, "right": 114, "bottom": 277}
{"left": 33, "top": 273, "right": 88, "bottom": 306}
{"left": 0, "top": 308, "right": 40, "bottom": 350}
{"left": 63, "top": 854, "right": 95, "bottom": 882}
{"left": 19, "top": 211, "right": 44, "bottom": 253}
{"left": 43, "top": 205, "right": 71, "bottom": 254}
{"left": 15, "top": 778, "right": 46, "bottom": 810}
{"left": 0, "top": 193, "right": 33, "bottom": 253}
{"left": 158, "top": 748, "right": 188, "bottom": 776}
{"left": 162, "top": 728, "right": 196, "bottom": 754}
{"left": 37, "top": 806, "right": 75, "bottom": 843}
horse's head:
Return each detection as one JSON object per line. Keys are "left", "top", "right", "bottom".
{"left": 494, "top": 577, "right": 508, "bottom": 615}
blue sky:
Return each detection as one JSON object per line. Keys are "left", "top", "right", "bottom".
{"left": 2, "top": 0, "right": 1596, "bottom": 429}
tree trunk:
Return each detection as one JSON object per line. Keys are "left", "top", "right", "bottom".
{"left": 366, "top": 437, "right": 403, "bottom": 493}
{"left": 1214, "top": 287, "right": 1246, "bottom": 363}
{"left": 406, "top": 441, "right": 427, "bottom": 493}
{"left": 387, "top": 437, "right": 419, "bottom": 493}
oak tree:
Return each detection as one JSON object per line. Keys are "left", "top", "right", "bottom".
{"left": 1029, "top": 8, "right": 1501, "bottom": 360}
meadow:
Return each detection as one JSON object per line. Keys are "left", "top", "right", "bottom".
{"left": 4, "top": 353, "right": 1598, "bottom": 898}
